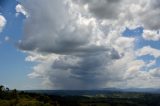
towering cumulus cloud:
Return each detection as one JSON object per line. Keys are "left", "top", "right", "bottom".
{"left": 19, "top": 0, "right": 160, "bottom": 89}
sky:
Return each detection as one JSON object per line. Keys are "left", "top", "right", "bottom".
{"left": 0, "top": 0, "right": 160, "bottom": 90}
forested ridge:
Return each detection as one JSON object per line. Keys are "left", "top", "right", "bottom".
{"left": 1, "top": 85, "right": 160, "bottom": 106}
{"left": 0, "top": 85, "right": 54, "bottom": 106}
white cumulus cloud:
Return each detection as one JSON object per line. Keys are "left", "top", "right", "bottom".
{"left": 0, "top": 15, "right": 6, "bottom": 32}
{"left": 16, "top": 4, "right": 29, "bottom": 18}
{"left": 143, "top": 30, "right": 160, "bottom": 41}
{"left": 136, "top": 46, "right": 160, "bottom": 58}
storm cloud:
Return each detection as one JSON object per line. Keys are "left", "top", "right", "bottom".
{"left": 19, "top": 0, "right": 160, "bottom": 89}
{"left": 19, "top": 0, "right": 122, "bottom": 89}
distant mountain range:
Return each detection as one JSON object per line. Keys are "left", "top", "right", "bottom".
{"left": 102, "top": 88, "right": 160, "bottom": 93}
{"left": 24, "top": 88, "right": 160, "bottom": 96}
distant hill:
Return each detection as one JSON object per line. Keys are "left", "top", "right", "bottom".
{"left": 1, "top": 85, "right": 160, "bottom": 106}
{"left": 25, "top": 88, "right": 160, "bottom": 97}
{"left": 102, "top": 88, "right": 160, "bottom": 94}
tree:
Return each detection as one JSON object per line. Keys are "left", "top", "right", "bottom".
{"left": 0, "top": 85, "right": 5, "bottom": 99}
{"left": 5, "top": 87, "right": 9, "bottom": 92}
{"left": 0, "top": 85, "right": 4, "bottom": 92}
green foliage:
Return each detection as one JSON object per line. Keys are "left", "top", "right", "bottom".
{"left": 1, "top": 84, "right": 160, "bottom": 106}
{"left": 0, "top": 85, "right": 53, "bottom": 106}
